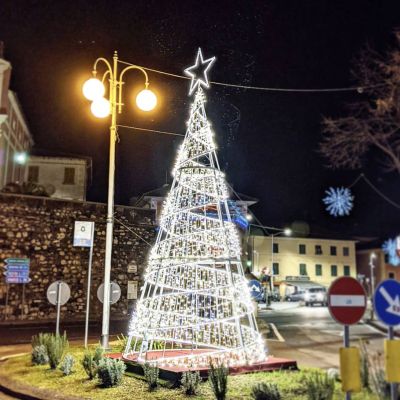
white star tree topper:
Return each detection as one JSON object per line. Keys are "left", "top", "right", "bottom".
{"left": 184, "top": 48, "right": 216, "bottom": 95}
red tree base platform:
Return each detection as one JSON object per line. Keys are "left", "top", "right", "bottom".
{"left": 107, "top": 350, "right": 297, "bottom": 379}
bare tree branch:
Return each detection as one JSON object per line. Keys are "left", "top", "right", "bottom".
{"left": 320, "top": 30, "right": 400, "bottom": 176}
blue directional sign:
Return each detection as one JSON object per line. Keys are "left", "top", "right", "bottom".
{"left": 4, "top": 258, "right": 30, "bottom": 284}
{"left": 248, "top": 279, "right": 264, "bottom": 301}
{"left": 374, "top": 279, "right": 400, "bottom": 326}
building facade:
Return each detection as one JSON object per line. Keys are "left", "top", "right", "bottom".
{"left": 250, "top": 235, "right": 357, "bottom": 296}
{"left": 356, "top": 248, "right": 400, "bottom": 297}
{"left": 25, "top": 156, "right": 88, "bottom": 201}
{"left": 0, "top": 47, "right": 34, "bottom": 188}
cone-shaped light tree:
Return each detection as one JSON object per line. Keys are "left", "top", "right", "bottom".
{"left": 124, "top": 49, "right": 266, "bottom": 368}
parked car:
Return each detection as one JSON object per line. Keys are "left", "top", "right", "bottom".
{"left": 304, "top": 287, "right": 327, "bottom": 306}
{"left": 285, "top": 291, "right": 305, "bottom": 302}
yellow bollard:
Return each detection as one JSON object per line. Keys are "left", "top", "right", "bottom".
{"left": 340, "top": 347, "right": 361, "bottom": 392}
{"left": 385, "top": 339, "right": 400, "bottom": 383}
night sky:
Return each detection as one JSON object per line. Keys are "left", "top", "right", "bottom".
{"left": 1, "top": 1, "right": 400, "bottom": 239}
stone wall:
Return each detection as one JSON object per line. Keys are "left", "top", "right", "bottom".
{"left": 0, "top": 193, "right": 156, "bottom": 321}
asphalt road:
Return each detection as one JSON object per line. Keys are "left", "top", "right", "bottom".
{"left": 260, "top": 303, "right": 386, "bottom": 369}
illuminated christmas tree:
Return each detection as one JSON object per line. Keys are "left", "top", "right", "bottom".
{"left": 124, "top": 49, "right": 266, "bottom": 368}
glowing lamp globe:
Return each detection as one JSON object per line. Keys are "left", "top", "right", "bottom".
{"left": 91, "top": 97, "right": 110, "bottom": 118}
{"left": 136, "top": 89, "right": 157, "bottom": 111}
{"left": 82, "top": 78, "right": 105, "bottom": 101}
{"left": 14, "top": 152, "right": 27, "bottom": 165}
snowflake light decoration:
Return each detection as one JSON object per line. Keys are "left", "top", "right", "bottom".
{"left": 323, "top": 187, "right": 354, "bottom": 217}
{"left": 382, "top": 238, "right": 400, "bottom": 266}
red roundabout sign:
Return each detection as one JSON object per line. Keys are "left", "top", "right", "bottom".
{"left": 328, "top": 277, "right": 367, "bottom": 325}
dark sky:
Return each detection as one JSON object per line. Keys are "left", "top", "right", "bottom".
{"left": 1, "top": 0, "right": 400, "bottom": 238}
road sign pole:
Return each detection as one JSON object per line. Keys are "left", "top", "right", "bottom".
{"left": 84, "top": 226, "right": 95, "bottom": 348}
{"left": 56, "top": 281, "right": 62, "bottom": 336}
{"left": 343, "top": 325, "right": 351, "bottom": 400}
{"left": 388, "top": 326, "right": 397, "bottom": 400}
{"left": 5, "top": 284, "right": 9, "bottom": 321}
{"left": 21, "top": 283, "right": 26, "bottom": 320}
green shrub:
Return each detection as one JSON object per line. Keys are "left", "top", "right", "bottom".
{"left": 31, "top": 332, "right": 51, "bottom": 349}
{"left": 142, "top": 362, "right": 159, "bottom": 391}
{"left": 305, "top": 371, "right": 335, "bottom": 400}
{"left": 181, "top": 370, "right": 202, "bottom": 395}
{"left": 45, "top": 333, "right": 69, "bottom": 369}
{"left": 60, "top": 354, "right": 75, "bottom": 376}
{"left": 31, "top": 345, "right": 49, "bottom": 365}
{"left": 97, "top": 357, "right": 126, "bottom": 388}
{"left": 82, "top": 346, "right": 104, "bottom": 380}
{"left": 251, "top": 382, "right": 281, "bottom": 400}
{"left": 208, "top": 360, "right": 228, "bottom": 400}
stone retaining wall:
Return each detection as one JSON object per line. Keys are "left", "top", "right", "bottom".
{"left": 0, "top": 193, "right": 156, "bottom": 321}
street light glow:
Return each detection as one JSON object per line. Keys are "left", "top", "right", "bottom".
{"left": 82, "top": 78, "right": 105, "bottom": 101}
{"left": 91, "top": 97, "right": 110, "bottom": 118}
{"left": 284, "top": 228, "right": 292, "bottom": 236}
{"left": 14, "top": 152, "right": 27, "bottom": 165}
{"left": 136, "top": 88, "right": 157, "bottom": 111}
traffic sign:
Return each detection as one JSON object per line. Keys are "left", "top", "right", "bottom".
{"left": 4, "top": 258, "right": 30, "bottom": 284}
{"left": 47, "top": 281, "right": 71, "bottom": 306}
{"left": 248, "top": 279, "right": 264, "bottom": 301}
{"left": 374, "top": 279, "right": 400, "bottom": 326}
{"left": 97, "top": 282, "right": 121, "bottom": 304}
{"left": 328, "top": 277, "right": 367, "bottom": 325}
{"left": 73, "top": 221, "right": 94, "bottom": 247}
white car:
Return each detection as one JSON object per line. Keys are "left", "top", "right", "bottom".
{"left": 304, "top": 287, "right": 327, "bottom": 306}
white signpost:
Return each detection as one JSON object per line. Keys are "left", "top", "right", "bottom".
{"left": 73, "top": 221, "right": 95, "bottom": 347}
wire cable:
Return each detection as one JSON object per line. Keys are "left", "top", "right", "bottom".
{"left": 117, "top": 124, "right": 184, "bottom": 137}
{"left": 117, "top": 59, "right": 384, "bottom": 93}
{"left": 113, "top": 216, "right": 153, "bottom": 245}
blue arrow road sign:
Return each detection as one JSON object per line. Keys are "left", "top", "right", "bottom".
{"left": 248, "top": 279, "right": 264, "bottom": 301}
{"left": 5, "top": 265, "right": 29, "bottom": 272}
{"left": 5, "top": 258, "right": 30, "bottom": 264}
{"left": 374, "top": 279, "right": 400, "bottom": 326}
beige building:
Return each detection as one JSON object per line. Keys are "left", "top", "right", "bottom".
{"left": 25, "top": 156, "right": 88, "bottom": 201}
{"left": 250, "top": 235, "right": 357, "bottom": 296}
{"left": 0, "top": 45, "right": 34, "bottom": 188}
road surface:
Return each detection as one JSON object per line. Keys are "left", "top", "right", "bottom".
{"left": 260, "top": 303, "right": 386, "bottom": 368}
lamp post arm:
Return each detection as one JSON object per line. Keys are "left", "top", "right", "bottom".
{"left": 117, "top": 65, "right": 150, "bottom": 114}
{"left": 93, "top": 57, "right": 114, "bottom": 79}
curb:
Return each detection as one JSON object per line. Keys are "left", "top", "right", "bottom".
{"left": 365, "top": 319, "right": 400, "bottom": 338}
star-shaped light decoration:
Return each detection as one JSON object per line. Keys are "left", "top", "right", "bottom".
{"left": 184, "top": 48, "right": 216, "bottom": 96}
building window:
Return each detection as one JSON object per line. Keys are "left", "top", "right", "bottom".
{"left": 273, "top": 243, "right": 279, "bottom": 253}
{"left": 344, "top": 265, "right": 350, "bottom": 276}
{"left": 27, "top": 166, "right": 39, "bottom": 182}
{"left": 330, "top": 246, "right": 337, "bottom": 256}
{"left": 389, "top": 272, "right": 395, "bottom": 279}
{"left": 315, "top": 264, "right": 322, "bottom": 276}
{"left": 299, "top": 244, "right": 306, "bottom": 254}
{"left": 273, "top": 262, "right": 279, "bottom": 275}
{"left": 63, "top": 168, "right": 75, "bottom": 185}
{"left": 315, "top": 245, "right": 322, "bottom": 255}
{"left": 343, "top": 247, "right": 350, "bottom": 256}
{"left": 299, "top": 263, "right": 307, "bottom": 276}
{"left": 331, "top": 265, "right": 338, "bottom": 276}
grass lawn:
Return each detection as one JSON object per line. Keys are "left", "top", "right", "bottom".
{"left": 1, "top": 344, "right": 380, "bottom": 399}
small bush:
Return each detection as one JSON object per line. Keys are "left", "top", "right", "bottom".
{"left": 82, "top": 346, "right": 104, "bottom": 380}
{"left": 142, "top": 362, "right": 159, "bottom": 391}
{"left": 31, "top": 345, "right": 49, "bottom": 365}
{"left": 305, "top": 371, "right": 335, "bottom": 400}
{"left": 251, "top": 382, "right": 281, "bottom": 400}
{"left": 181, "top": 370, "right": 201, "bottom": 395}
{"left": 97, "top": 358, "right": 126, "bottom": 388}
{"left": 208, "top": 360, "right": 228, "bottom": 400}
{"left": 31, "top": 332, "right": 51, "bottom": 349}
{"left": 46, "top": 332, "right": 69, "bottom": 369}
{"left": 60, "top": 354, "right": 75, "bottom": 376}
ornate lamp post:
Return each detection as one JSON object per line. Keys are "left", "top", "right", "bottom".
{"left": 82, "top": 51, "right": 157, "bottom": 348}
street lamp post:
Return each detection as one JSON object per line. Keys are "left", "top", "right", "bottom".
{"left": 369, "top": 252, "right": 377, "bottom": 320}
{"left": 83, "top": 51, "right": 157, "bottom": 348}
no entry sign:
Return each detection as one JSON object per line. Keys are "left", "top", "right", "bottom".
{"left": 328, "top": 277, "right": 367, "bottom": 325}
